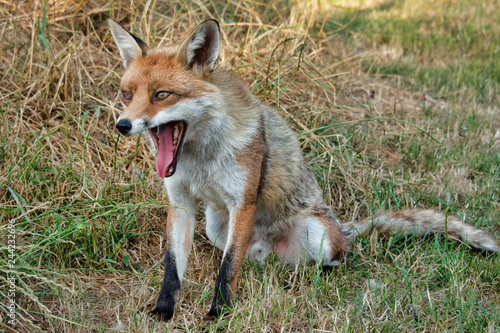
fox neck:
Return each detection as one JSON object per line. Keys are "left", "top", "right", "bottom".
{"left": 179, "top": 97, "right": 260, "bottom": 166}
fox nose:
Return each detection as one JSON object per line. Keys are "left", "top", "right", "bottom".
{"left": 116, "top": 119, "right": 132, "bottom": 135}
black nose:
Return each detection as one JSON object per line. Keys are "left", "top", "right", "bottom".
{"left": 116, "top": 119, "right": 132, "bottom": 135}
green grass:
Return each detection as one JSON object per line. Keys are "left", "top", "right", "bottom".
{"left": 0, "top": 0, "right": 499, "bottom": 332}
{"left": 326, "top": 0, "right": 500, "bottom": 103}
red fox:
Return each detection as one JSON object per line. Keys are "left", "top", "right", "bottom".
{"left": 107, "top": 19, "right": 499, "bottom": 322}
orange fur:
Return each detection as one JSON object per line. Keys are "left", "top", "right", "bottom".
{"left": 119, "top": 51, "right": 214, "bottom": 120}
{"left": 228, "top": 133, "right": 266, "bottom": 289}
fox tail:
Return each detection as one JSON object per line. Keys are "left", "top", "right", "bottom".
{"left": 340, "top": 209, "right": 499, "bottom": 253}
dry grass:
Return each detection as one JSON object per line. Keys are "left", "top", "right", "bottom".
{"left": 1, "top": 0, "right": 499, "bottom": 332}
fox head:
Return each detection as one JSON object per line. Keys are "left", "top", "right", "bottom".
{"left": 108, "top": 19, "right": 222, "bottom": 178}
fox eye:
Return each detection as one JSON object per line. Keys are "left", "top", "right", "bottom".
{"left": 154, "top": 91, "right": 171, "bottom": 101}
{"left": 122, "top": 91, "right": 133, "bottom": 100}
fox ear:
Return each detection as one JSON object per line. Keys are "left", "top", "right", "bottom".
{"left": 108, "top": 19, "right": 150, "bottom": 66}
{"left": 178, "top": 19, "right": 221, "bottom": 76}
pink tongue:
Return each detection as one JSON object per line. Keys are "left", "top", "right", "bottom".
{"left": 156, "top": 124, "right": 174, "bottom": 178}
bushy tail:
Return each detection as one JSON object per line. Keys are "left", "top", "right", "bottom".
{"left": 340, "top": 209, "right": 499, "bottom": 253}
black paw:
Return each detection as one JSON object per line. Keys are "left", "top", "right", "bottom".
{"left": 203, "top": 305, "right": 230, "bottom": 324}
{"left": 201, "top": 313, "right": 217, "bottom": 326}
{"left": 149, "top": 300, "right": 175, "bottom": 322}
{"left": 201, "top": 310, "right": 230, "bottom": 326}
{"left": 321, "top": 265, "right": 339, "bottom": 275}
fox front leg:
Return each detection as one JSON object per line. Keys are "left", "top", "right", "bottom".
{"left": 150, "top": 188, "right": 197, "bottom": 321}
{"left": 203, "top": 198, "right": 258, "bottom": 322}
{"left": 149, "top": 247, "right": 180, "bottom": 321}
{"left": 203, "top": 142, "right": 264, "bottom": 322}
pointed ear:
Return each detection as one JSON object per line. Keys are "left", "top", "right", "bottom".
{"left": 178, "top": 20, "right": 221, "bottom": 76}
{"left": 108, "top": 19, "right": 150, "bottom": 66}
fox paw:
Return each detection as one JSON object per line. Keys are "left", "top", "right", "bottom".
{"left": 201, "top": 314, "right": 217, "bottom": 326}
{"left": 149, "top": 301, "right": 175, "bottom": 322}
{"left": 201, "top": 307, "right": 230, "bottom": 325}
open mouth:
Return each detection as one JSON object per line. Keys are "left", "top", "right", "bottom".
{"left": 148, "top": 121, "right": 186, "bottom": 178}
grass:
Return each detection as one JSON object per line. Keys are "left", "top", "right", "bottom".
{"left": 0, "top": 0, "right": 499, "bottom": 332}
{"left": 326, "top": 0, "right": 500, "bottom": 103}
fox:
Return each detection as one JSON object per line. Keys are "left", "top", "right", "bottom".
{"left": 107, "top": 18, "right": 499, "bottom": 322}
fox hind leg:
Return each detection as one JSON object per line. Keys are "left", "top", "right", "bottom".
{"left": 205, "top": 205, "right": 229, "bottom": 251}
{"left": 276, "top": 213, "right": 346, "bottom": 267}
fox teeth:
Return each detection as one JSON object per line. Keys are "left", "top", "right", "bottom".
{"left": 173, "top": 123, "right": 179, "bottom": 140}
